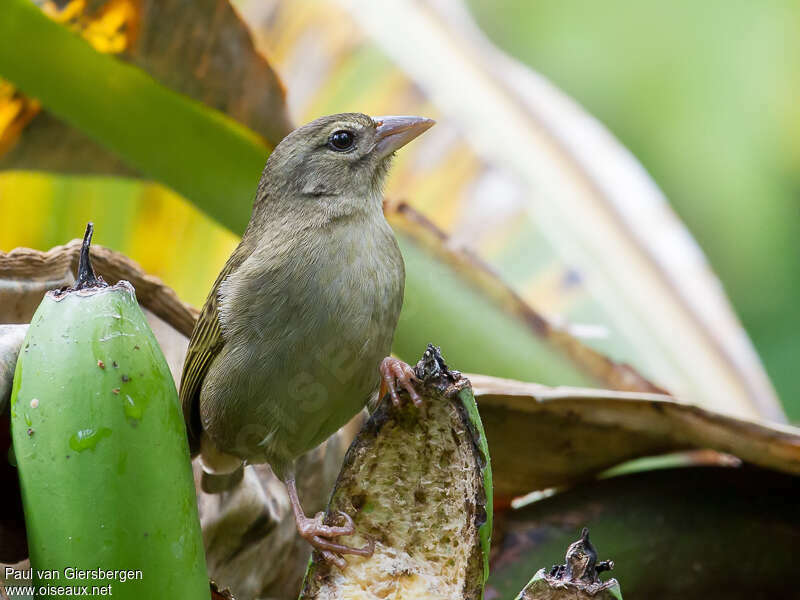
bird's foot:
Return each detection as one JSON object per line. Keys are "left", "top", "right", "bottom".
{"left": 380, "top": 356, "right": 423, "bottom": 408}
{"left": 286, "top": 476, "right": 373, "bottom": 569}
{"left": 295, "top": 510, "right": 374, "bottom": 569}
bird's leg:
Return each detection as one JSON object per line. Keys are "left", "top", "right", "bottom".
{"left": 285, "top": 476, "right": 374, "bottom": 569}
{"left": 380, "top": 356, "right": 423, "bottom": 408}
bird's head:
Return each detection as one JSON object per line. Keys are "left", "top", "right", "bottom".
{"left": 252, "top": 113, "right": 434, "bottom": 223}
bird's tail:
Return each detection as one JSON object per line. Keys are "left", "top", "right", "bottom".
{"left": 201, "top": 464, "right": 245, "bottom": 494}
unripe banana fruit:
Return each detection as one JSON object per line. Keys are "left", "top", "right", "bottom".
{"left": 9, "top": 224, "right": 209, "bottom": 600}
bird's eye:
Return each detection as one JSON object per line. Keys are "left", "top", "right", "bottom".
{"left": 329, "top": 130, "right": 355, "bottom": 151}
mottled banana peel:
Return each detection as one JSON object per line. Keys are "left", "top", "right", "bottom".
{"left": 8, "top": 225, "right": 209, "bottom": 599}
{"left": 516, "top": 529, "right": 621, "bottom": 600}
{"left": 300, "top": 345, "right": 492, "bottom": 600}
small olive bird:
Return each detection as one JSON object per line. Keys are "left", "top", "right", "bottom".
{"left": 180, "top": 113, "right": 434, "bottom": 566}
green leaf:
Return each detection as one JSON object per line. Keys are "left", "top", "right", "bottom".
{"left": 0, "top": 0, "right": 268, "bottom": 234}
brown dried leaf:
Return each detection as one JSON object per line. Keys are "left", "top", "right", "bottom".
{"left": 0, "top": 325, "right": 25, "bottom": 416}
{"left": 0, "top": 239, "right": 197, "bottom": 334}
{"left": 471, "top": 373, "right": 800, "bottom": 499}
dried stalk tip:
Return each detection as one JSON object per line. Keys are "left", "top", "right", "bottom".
{"left": 51, "top": 222, "right": 110, "bottom": 298}
{"left": 518, "top": 528, "right": 621, "bottom": 600}
{"left": 413, "top": 343, "right": 461, "bottom": 392}
{"left": 73, "top": 222, "right": 107, "bottom": 291}
{"left": 550, "top": 528, "right": 614, "bottom": 585}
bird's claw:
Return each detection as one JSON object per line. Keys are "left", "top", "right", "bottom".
{"left": 310, "top": 534, "right": 375, "bottom": 570}
{"left": 306, "top": 510, "right": 355, "bottom": 537}
{"left": 380, "top": 356, "right": 423, "bottom": 408}
{"left": 297, "top": 511, "right": 374, "bottom": 570}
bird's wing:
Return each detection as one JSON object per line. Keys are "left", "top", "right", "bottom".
{"left": 180, "top": 245, "right": 249, "bottom": 456}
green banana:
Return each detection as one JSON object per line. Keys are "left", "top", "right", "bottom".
{"left": 299, "top": 345, "right": 492, "bottom": 600}
{"left": 8, "top": 224, "right": 209, "bottom": 600}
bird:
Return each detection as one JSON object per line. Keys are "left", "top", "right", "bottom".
{"left": 179, "top": 112, "right": 435, "bottom": 567}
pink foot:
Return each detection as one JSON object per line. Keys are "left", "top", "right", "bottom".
{"left": 380, "top": 356, "right": 423, "bottom": 408}
{"left": 286, "top": 477, "right": 373, "bottom": 569}
{"left": 296, "top": 510, "right": 374, "bottom": 569}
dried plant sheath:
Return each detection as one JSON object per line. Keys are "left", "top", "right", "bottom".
{"left": 300, "top": 347, "right": 492, "bottom": 600}
{"left": 0, "top": 239, "right": 198, "bottom": 336}
{"left": 9, "top": 227, "right": 209, "bottom": 599}
{"left": 469, "top": 374, "right": 800, "bottom": 498}
{"left": 0, "top": 325, "right": 26, "bottom": 415}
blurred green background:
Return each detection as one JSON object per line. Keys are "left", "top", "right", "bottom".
{"left": 467, "top": 0, "right": 800, "bottom": 421}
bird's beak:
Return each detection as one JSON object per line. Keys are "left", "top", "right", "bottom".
{"left": 373, "top": 115, "right": 435, "bottom": 158}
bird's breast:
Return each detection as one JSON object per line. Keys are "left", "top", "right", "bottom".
{"left": 206, "top": 214, "right": 404, "bottom": 461}
{"left": 217, "top": 212, "right": 404, "bottom": 398}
